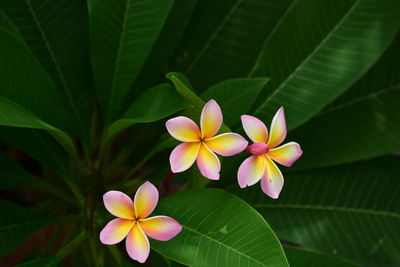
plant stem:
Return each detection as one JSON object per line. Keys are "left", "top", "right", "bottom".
{"left": 65, "top": 179, "right": 85, "bottom": 207}
{"left": 121, "top": 137, "right": 171, "bottom": 182}
{"left": 35, "top": 179, "right": 79, "bottom": 207}
{"left": 107, "top": 246, "right": 122, "bottom": 265}
{"left": 57, "top": 231, "right": 87, "bottom": 258}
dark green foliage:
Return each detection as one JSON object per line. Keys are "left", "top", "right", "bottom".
{"left": 0, "top": 0, "right": 399, "bottom": 265}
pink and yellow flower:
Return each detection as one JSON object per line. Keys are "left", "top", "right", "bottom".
{"left": 166, "top": 99, "right": 248, "bottom": 180}
{"left": 238, "top": 107, "right": 303, "bottom": 198}
{"left": 100, "top": 181, "right": 182, "bottom": 263}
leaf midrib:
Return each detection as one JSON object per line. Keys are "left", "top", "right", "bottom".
{"left": 32, "top": 130, "right": 69, "bottom": 177}
{"left": 182, "top": 223, "right": 268, "bottom": 266}
{"left": 186, "top": 0, "right": 243, "bottom": 74}
{"left": 248, "top": 0, "right": 299, "bottom": 77}
{"left": 253, "top": 203, "right": 400, "bottom": 219}
{"left": 318, "top": 84, "right": 400, "bottom": 116}
{"left": 205, "top": 78, "right": 269, "bottom": 109}
{"left": 0, "top": 218, "right": 48, "bottom": 231}
{"left": 107, "top": 0, "right": 131, "bottom": 122}
{"left": 26, "top": 0, "right": 83, "bottom": 132}
{"left": 254, "top": 0, "right": 361, "bottom": 115}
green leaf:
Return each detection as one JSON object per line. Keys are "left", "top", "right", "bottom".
{"left": 88, "top": 0, "right": 174, "bottom": 123}
{"left": 0, "top": 28, "right": 68, "bottom": 131}
{"left": 0, "top": 199, "right": 52, "bottom": 258}
{"left": 0, "top": 128, "right": 70, "bottom": 179}
{"left": 0, "top": 151, "right": 38, "bottom": 190}
{"left": 152, "top": 188, "right": 289, "bottom": 267}
{"left": 17, "top": 231, "right": 87, "bottom": 266}
{"left": 174, "top": 0, "right": 293, "bottom": 90}
{"left": 0, "top": 97, "right": 58, "bottom": 131}
{"left": 17, "top": 255, "right": 61, "bottom": 267}
{"left": 0, "top": 96, "right": 77, "bottom": 162}
{"left": 284, "top": 246, "right": 360, "bottom": 267}
{"left": 166, "top": 72, "right": 206, "bottom": 119}
{"left": 106, "top": 83, "right": 189, "bottom": 141}
{"left": 0, "top": 26, "right": 78, "bottom": 157}
{"left": 291, "top": 34, "right": 400, "bottom": 170}
{"left": 233, "top": 156, "right": 400, "bottom": 266}
{"left": 201, "top": 78, "right": 269, "bottom": 126}
{"left": 0, "top": 9, "right": 23, "bottom": 39}
{"left": 133, "top": 0, "right": 198, "bottom": 90}
{"left": 251, "top": 0, "right": 400, "bottom": 129}
{"left": 0, "top": 150, "right": 78, "bottom": 206}
{"left": 1, "top": 0, "right": 95, "bottom": 140}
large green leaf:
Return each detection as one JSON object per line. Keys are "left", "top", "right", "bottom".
{"left": 0, "top": 199, "right": 52, "bottom": 258}
{"left": 201, "top": 78, "right": 269, "bottom": 126}
{"left": 166, "top": 72, "right": 205, "bottom": 119}
{"left": 0, "top": 150, "right": 77, "bottom": 206}
{"left": 233, "top": 156, "right": 400, "bottom": 266}
{"left": 0, "top": 0, "right": 94, "bottom": 139}
{"left": 0, "top": 128, "right": 70, "bottom": 179}
{"left": 0, "top": 28, "right": 77, "bottom": 155}
{"left": 284, "top": 246, "right": 360, "bottom": 267}
{"left": 251, "top": 0, "right": 400, "bottom": 129}
{"left": 132, "top": 0, "right": 198, "bottom": 91}
{"left": 0, "top": 151, "right": 38, "bottom": 190}
{"left": 88, "top": 0, "right": 174, "bottom": 123}
{"left": 174, "top": 0, "right": 293, "bottom": 90}
{"left": 17, "top": 255, "right": 61, "bottom": 267}
{"left": 152, "top": 188, "right": 289, "bottom": 266}
{"left": 106, "top": 83, "right": 189, "bottom": 141}
{"left": 0, "top": 9, "right": 23, "bottom": 39}
{"left": 0, "top": 28, "right": 68, "bottom": 131}
{"left": 0, "top": 97, "right": 59, "bottom": 131}
{"left": 291, "top": 34, "right": 400, "bottom": 170}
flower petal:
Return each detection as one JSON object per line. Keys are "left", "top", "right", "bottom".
{"left": 205, "top": 133, "right": 248, "bottom": 156}
{"left": 237, "top": 155, "right": 265, "bottom": 188}
{"left": 103, "top": 191, "right": 135, "bottom": 219}
{"left": 134, "top": 181, "right": 159, "bottom": 219}
{"left": 99, "top": 218, "right": 134, "bottom": 245}
{"left": 196, "top": 144, "right": 221, "bottom": 180}
{"left": 241, "top": 115, "right": 268, "bottom": 143}
{"left": 261, "top": 156, "right": 284, "bottom": 199}
{"left": 268, "top": 142, "right": 303, "bottom": 167}
{"left": 140, "top": 216, "right": 182, "bottom": 241}
{"left": 126, "top": 223, "right": 150, "bottom": 263}
{"left": 170, "top": 142, "right": 200, "bottom": 173}
{"left": 267, "top": 107, "right": 287, "bottom": 148}
{"left": 200, "top": 99, "right": 222, "bottom": 138}
{"left": 166, "top": 116, "right": 201, "bottom": 142}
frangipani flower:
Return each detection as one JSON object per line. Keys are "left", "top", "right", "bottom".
{"left": 100, "top": 181, "right": 182, "bottom": 263}
{"left": 238, "top": 107, "right": 303, "bottom": 198}
{"left": 166, "top": 99, "right": 248, "bottom": 180}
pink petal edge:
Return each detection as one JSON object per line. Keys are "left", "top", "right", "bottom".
{"left": 140, "top": 216, "right": 182, "bottom": 241}
{"left": 165, "top": 116, "right": 201, "bottom": 142}
{"left": 237, "top": 155, "right": 265, "bottom": 188}
{"left": 99, "top": 218, "right": 133, "bottom": 245}
{"left": 196, "top": 144, "right": 221, "bottom": 180}
{"left": 241, "top": 115, "right": 268, "bottom": 143}
{"left": 134, "top": 181, "right": 159, "bottom": 219}
{"left": 125, "top": 223, "right": 150, "bottom": 263}
{"left": 268, "top": 142, "right": 303, "bottom": 167}
{"left": 205, "top": 133, "right": 248, "bottom": 156}
{"left": 267, "top": 107, "right": 287, "bottom": 148}
{"left": 103, "top": 191, "right": 135, "bottom": 219}
{"left": 169, "top": 142, "right": 200, "bottom": 173}
{"left": 260, "top": 156, "right": 284, "bottom": 199}
{"left": 200, "top": 99, "right": 223, "bottom": 139}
